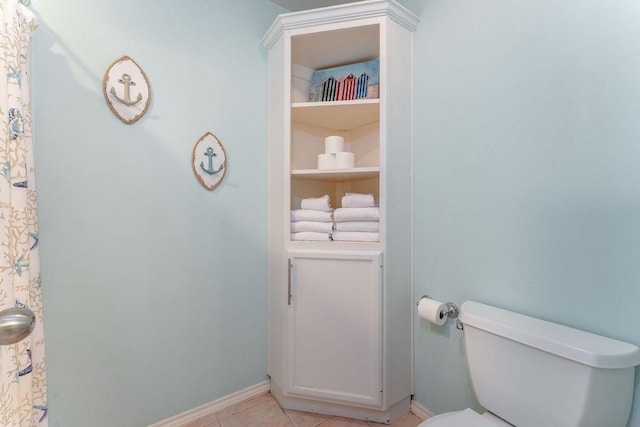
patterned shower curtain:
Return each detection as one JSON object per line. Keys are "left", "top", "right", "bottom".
{"left": 0, "top": 1, "right": 47, "bottom": 426}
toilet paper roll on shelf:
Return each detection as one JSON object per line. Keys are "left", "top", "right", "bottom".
{"left": 318, "top": 153, "right": 336, "bottom": 169}
{"left": 317, "top": 151, "right": 355, "bottom": 169}
{"left": 335, "top": 152, "right": 354, "bottom": 168}
{"left": 417, "top": 295, "right": 459, "bottom": 326}
{"left": 325, "top": 136, "right": 344, "bottom": 154}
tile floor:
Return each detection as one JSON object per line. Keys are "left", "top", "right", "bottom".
{"left": 185, "top": 392, "right": 425, "bottom": 427}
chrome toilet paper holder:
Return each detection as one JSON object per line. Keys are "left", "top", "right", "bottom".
{"left": 417, "top": 295, "right": 460, "bottom": 320}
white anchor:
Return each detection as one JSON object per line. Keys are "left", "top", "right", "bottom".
{"left": 110, "top": 73, "right": 142, "bottom": 106}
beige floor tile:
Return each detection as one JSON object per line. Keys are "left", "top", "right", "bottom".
{"left": 181, "top": 412, "right": 220, "bottom": 427}
{"left": 375, "top": 413, "right": 422, "bottom": 427}
{"left": 199, "top": 412, "right": 221, "bottom": 427}
{"left": 213, "top": 393, "right": 420, "bottom": 427}
{"left": 217, "top": 393, "right": 275, "bottom": 420}
{"left": 285, "top": 409, "right": 332, "bottom": 427}
{"left": 181, "top": 413, "right": 220, "bottom": 427}
{"left": 318, "top": 417, "right": 369, "bottom": 427}
{"left": 219, "top": 397, "right": 294, "bottom": 427}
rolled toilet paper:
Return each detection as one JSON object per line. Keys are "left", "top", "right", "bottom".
{"left": 335, "top": 152, "right": 355, "bottom": 169}
{"left": 318, "top": 153, "right": 337, "bottom": 169}
{"left": 417, "top": 297, "right": 447, "bottom": 326}
{"left": 325, "top": 136, "right": 344, "bottom": 154}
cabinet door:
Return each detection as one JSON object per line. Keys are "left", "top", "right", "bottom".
{"left": 286, "top": 250, "right": 383, "bottom": 408}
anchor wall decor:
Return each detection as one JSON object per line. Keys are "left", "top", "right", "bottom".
{"left": 192, "top": 132, "right": 227, "bottom": 191}
{"left": 103, "top": 55, "right": 151, "bottom": 124}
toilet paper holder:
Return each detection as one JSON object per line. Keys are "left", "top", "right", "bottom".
{"left": 417, "top": 295, "right": 460, "bottom": 320}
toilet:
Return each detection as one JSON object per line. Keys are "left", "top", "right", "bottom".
{"left": 420, "top": 301, "right": 640, "bottom": 427}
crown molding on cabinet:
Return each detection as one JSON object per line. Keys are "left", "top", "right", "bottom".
{"left": 263, "top": 0, "right": 419, "bottom": 49}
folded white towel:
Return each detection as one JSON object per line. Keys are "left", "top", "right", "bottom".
{"left": 333, "top": 207, "right": 379, "bottom": 222}
{"left": 291, "top": 209, "right": 333, "bottom": 222}
{"left": 300, "top": 195, "right": 332, "bottom": 212}
{"left": 341, "top": 193, "right": 375, "bottom": 208}
{"left": 291, "top": 221, "right": 334, "bottom": 233}
{"left": 334, "top": 221, "right": 379, "bottom": 232}
{"left": 291, "top": 232, "right": 331, "bottom": 241}
{"left": 332, "top": 231, "right": 379, "bottom": 242}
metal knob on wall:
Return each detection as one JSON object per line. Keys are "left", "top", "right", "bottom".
{"left": 417, "top": 295, "right": 460, "bottom": 326}
{"left": 0, "top": 307, "right": 35, "bottom": 345}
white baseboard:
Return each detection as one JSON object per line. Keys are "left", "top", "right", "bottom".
{"left": 410, "top": 399, "right": 435, "bottom": 421}
{"left": 148, "top": 380, "right": 270, "bottom": 427}
{"left": 271, "top": 381, "right": 411, "bottom": 424}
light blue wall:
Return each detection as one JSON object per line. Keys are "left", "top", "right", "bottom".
{"left": 413, "top": 0, "right": 640, "bottom": 426}
{"left": 30, "top": 0, "right": 640, "bottom": 426}
{"left": 31, "top": 1, "right": 284, "bottom": 426}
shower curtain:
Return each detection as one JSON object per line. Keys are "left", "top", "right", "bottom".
{"left": 0, "top": 1, "right": 47, "bottom": 426}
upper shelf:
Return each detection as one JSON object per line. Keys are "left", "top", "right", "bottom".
{"left": 291, "top": 25, "right": 380, "bottom": 71}
{"left": 291, "top": 99, "right": 379, "bottom": 131}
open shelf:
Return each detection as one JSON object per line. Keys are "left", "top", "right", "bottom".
{"left": 291, "top": 167, "right": 379, "bottom": 181}
{"left": 291, "top": 25, "right": 380, "bottom": 71}
{"left": 291, "top": 99, "right": 379, "bottom": 131}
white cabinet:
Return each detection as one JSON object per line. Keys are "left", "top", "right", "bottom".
{"left": 264, "top": 1, "right": 418, "bottom": 423}
{"left": 287, "top": 250, "right": 383, "bottom": 407}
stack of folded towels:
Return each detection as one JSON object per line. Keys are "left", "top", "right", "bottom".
{"left": 332, "top": 193, "right": 379, "bottom": 242}
{"left": 290, "top": 195, "right": 334, "bottom": 241}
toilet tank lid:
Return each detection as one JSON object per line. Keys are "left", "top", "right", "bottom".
{"left": 459, "top": 301, "right": 640, "bottom": 369}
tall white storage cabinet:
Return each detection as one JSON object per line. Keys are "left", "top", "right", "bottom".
{"left": 263, "top": 1, "right": 418, "bottom": 423}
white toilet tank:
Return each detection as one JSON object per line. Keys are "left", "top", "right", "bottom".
{"left": 459, "top": 301, "right": 640, "bottom": 427}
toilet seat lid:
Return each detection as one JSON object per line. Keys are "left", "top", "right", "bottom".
{"left": 420, "top": 409, "right": 506, "bottom": 427}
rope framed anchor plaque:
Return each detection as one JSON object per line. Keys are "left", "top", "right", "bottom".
{"left": 103, "top": 55, "right": 151, "bottom": 124}
{"left": 192, "top": 132, "right": 227, "bottom": 191}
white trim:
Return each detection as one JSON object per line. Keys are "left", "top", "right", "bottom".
{"left": 263, "top": 0, "right": 419, "bottom": 48}
{"left": 409, "top": 26, "right": 415, "bottom": 398}
{"left": 148, "top": 381, "right": 270, "bottom": 427}
{"left": 273, "top": 381, "right": 411, "bottom": 424}
{"left": 411, "top": 400, "right": 435, "bottom": 421}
